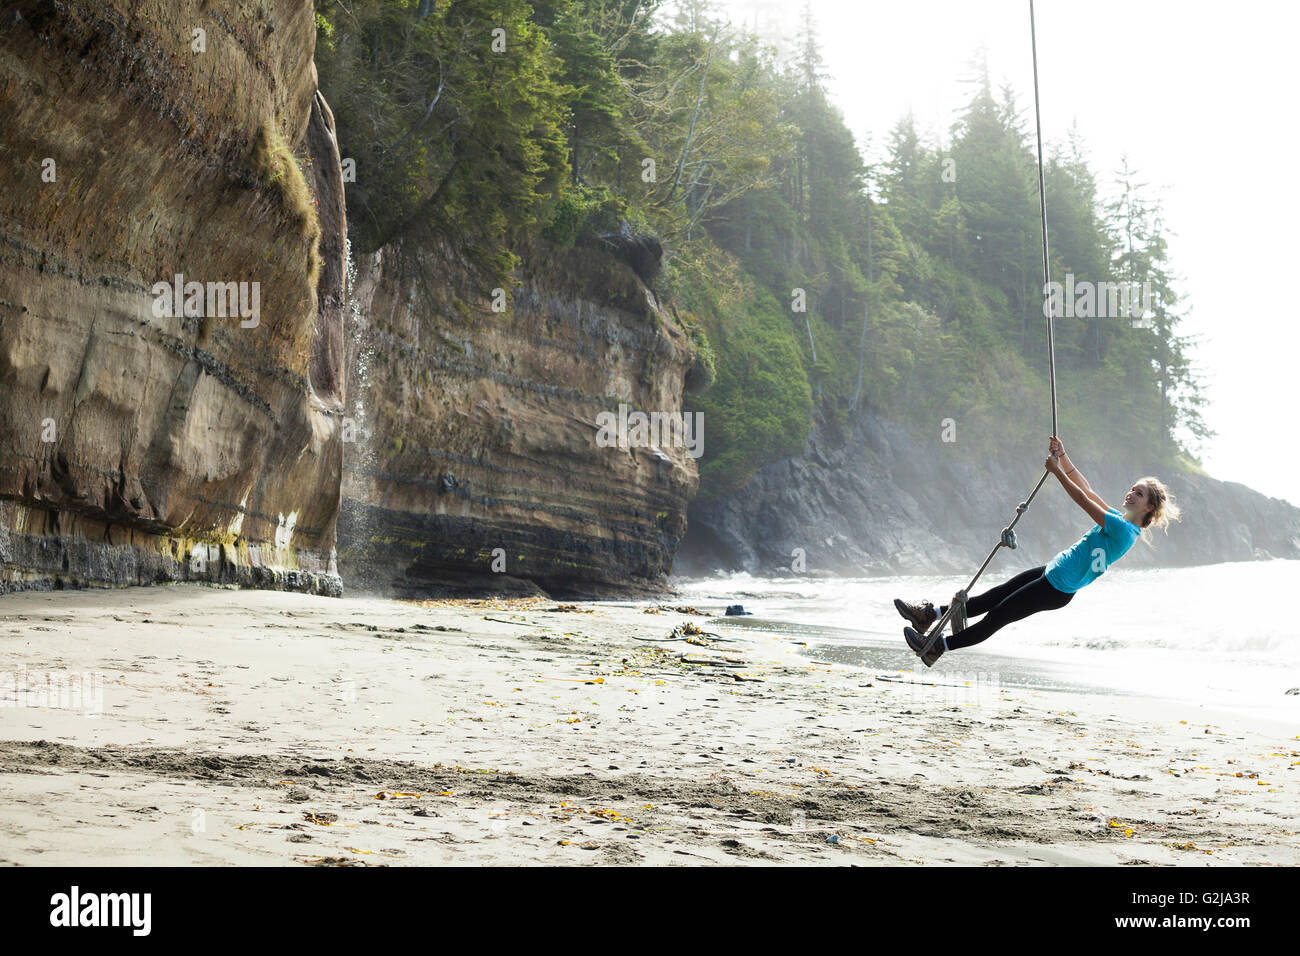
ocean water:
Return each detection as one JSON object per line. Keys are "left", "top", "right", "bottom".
{"left": 669, "top": 560, "right": 1300, "bottom": 731}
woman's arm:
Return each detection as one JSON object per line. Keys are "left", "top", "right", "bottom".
{"left": 1046, "top": 454, "right": 1110, "bottom": 527}
{"left": 1061, "top": 456, "right": 1110, "bottom": 511}
{"left": 1049, "top": 437, "right": 1110, "bottom": 511}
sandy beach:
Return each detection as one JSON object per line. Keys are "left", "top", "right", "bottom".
{"left": 1, "top": 584, "right": 1296, "bottom": 866}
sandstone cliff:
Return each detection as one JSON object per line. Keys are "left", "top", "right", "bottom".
{"left": 0, "top": 0, "right": 346, "bottom": 593}
{"left": 339, "top": 239, "right": 700, "bottom": 597}
{"left": 679, "top": 413, "right": 1300, "bottom": 578}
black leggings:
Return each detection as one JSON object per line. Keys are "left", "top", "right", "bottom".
{"left": 945, "top": 565, "right": 1073, "bottom": 650}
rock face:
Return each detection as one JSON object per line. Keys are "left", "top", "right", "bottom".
{"left": 0, "top": 0, "right": 346, "bottom": 593}
{"left": 339, "top": 240, "right": 700, "bottom": 597}
{"left": 679, "top": 413, "right": 1300, "bottom": 578}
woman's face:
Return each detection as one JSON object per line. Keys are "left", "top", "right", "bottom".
{"left": 1124, "top": 482, "right": 1154, "bottom": 518}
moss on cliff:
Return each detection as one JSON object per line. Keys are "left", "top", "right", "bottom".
{"left": 253, "top": 119, "right": 323, "bottom": 291}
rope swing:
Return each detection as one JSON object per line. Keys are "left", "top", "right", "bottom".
{"left": 919, "top": 0, "right": 1058, "bottom": 659}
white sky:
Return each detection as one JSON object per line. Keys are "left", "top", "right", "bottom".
{"left": 700, "top": 0, "right": 1300, "bottom": 507}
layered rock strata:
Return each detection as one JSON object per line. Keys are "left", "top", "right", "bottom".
{"left": 0, "top": 0, "right": 346, "bottom": 593}
{"left": 339, "top": 240, "right": 700, "bottom": 597}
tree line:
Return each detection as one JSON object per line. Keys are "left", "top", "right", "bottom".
{"left": 313, "top": 0, "right": 1211, "bottom": 499}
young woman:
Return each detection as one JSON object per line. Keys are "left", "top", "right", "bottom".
{"left": 894, "top": 436, "right": 1180, "bottom": 667}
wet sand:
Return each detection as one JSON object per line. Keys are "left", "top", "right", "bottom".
{"left": 1, "top": 585, "right": 1296, "bottom": 866}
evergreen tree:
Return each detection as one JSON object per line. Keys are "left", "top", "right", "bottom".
{"left": 315, "top": 0, "right": 571, "bottom": 284}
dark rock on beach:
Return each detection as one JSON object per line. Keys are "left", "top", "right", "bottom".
{"left": 680, "top": 413, "right": 1300, "bottom": 577}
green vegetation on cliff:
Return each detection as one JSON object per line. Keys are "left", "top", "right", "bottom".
{"left": 314, "top": 0, "right": 1211, "bottom": 498}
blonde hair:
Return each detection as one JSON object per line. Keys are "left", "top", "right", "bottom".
{"left": 1135, "top": 476, "right": 1181, "bottom": 536}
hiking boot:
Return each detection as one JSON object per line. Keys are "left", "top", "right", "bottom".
{"left": 904, "top": 626, "right": 945, "bottom": 668}
{"left": 949, "top": 590, "right": 967, "bottom": 635}
{"left": 894, "top": 598, "right": 938, "bottom": 633}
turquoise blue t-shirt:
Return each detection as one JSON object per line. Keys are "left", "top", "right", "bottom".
{"left": 1044, "top": 506, "right": 1141, "bottom": 594}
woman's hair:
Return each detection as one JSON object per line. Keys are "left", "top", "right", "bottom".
{"left": 1135, "top": 476, "right": 1181, "bottom": 533}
